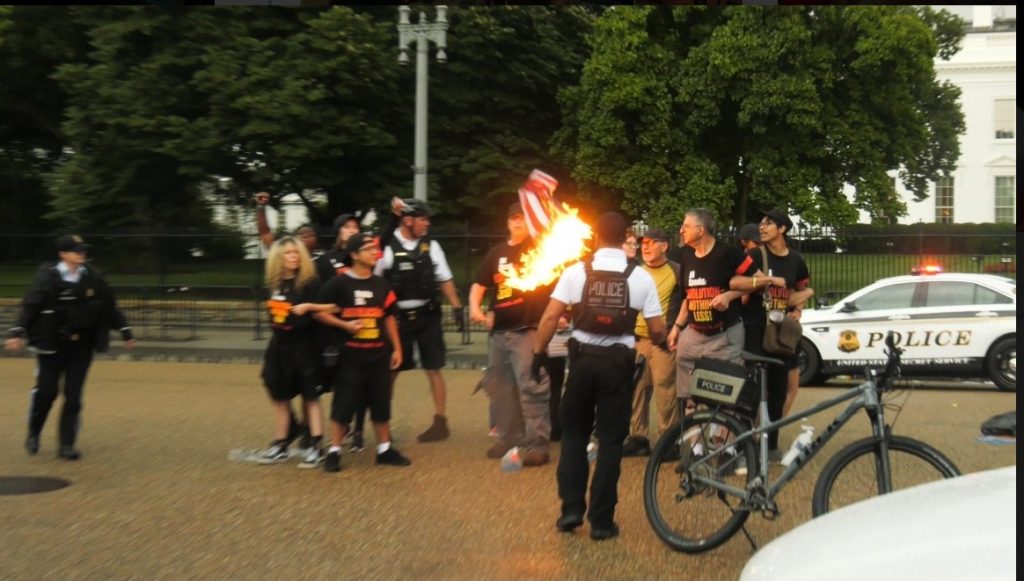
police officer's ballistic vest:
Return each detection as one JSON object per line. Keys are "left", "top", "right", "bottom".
{"left": 385, "top": 237, "right": 438, "bottom": 306}
{"left": 572, "top": 260, "right": 638, "bottom": 336}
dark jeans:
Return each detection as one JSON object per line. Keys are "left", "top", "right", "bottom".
{"left": 30, "top": 339, "right": 95, "bottom": 447}
{"left": 557, "top": 342, "right": 634, "bottom": 528}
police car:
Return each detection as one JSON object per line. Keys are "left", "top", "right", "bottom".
{"left": 798, "top": 272, "right": 1016, "bottom": 391}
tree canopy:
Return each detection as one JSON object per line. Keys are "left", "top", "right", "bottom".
{"left": 0, "top": 5, "right": 966, "bottom": 245}
{"left": 554, "top": 5, "right": 965, "bottom": 230}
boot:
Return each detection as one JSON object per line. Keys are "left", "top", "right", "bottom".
{"left": 417, "top": 414, "right": 450, "bottom": 443}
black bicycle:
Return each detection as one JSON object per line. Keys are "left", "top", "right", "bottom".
{"left": 643, "top": 332, "right": 961, "bottom": 553}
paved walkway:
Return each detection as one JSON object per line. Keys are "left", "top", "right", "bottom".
{"left": 0, "top": 357, "right": 1015, "bottom": 581}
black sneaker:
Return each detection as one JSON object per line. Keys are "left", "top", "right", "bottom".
{"left": 297, "top": 426, "right": 313, "bottom": 451}
{"left": 350, "top": 431, "right": 366, "bottom": 453}
{"left": 622, "top": 436, "right": 652, "bottom": 457}
{"left": 58, "top": 446, "right": 81, "bottom": 461}
{"left": 376, "top": 447, "right": 411, "bottom": 467}
{"left": 25, "top": 433, "right": 39, "bottom": 456}
{"left": 324, "top": 450, "right": 342, "bottom": 473}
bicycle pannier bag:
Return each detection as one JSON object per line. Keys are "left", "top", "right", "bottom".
{"left": 690, "top": 357, "right": 755, "bottom": 413}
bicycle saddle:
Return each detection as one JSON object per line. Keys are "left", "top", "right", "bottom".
{"left": 742, "top": 351, "right": 786, "bottom": 367}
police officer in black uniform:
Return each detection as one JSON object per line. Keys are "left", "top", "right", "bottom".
{"left": 5, "top": 235, "right": 134, "bottom": 460}
{"left": 532, "top": 213, "right": 665, "bottom": 541}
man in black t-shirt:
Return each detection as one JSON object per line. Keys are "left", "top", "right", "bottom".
{"left": 666, "top": 209, "right": 757, "bottom": 410}
{"left": 314, "top": 233, "right": 411, "bottom": 472}
{"left": 468, "top": 203, "right": 552, "bottom": 466}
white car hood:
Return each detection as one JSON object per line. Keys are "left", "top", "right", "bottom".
{"left": 740, "top": 467, "right": 1016, "bottom": 581}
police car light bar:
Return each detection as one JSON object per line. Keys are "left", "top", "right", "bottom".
{"left": 911, "top": 264, "right": 944, "bottom": 275}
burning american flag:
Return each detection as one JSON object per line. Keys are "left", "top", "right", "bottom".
{"left": 504, "top": 170, "right": 592, "bottom": 291}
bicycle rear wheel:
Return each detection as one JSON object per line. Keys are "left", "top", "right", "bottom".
{"left": 812, "top": 434, "right": 961, "bottom": 516}
{"left": 643, "top": 409, "right": 756, "bottom": 553}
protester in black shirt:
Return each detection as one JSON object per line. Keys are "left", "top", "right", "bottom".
{"left": 731, "top": 209, "right": 814, "bottom": 458}
{"left": 314, "top": 233, "right": 410, "bottom": 472}
{"left": 666, "top": 209, "right": 757, "bottom": 416}
{"left": 314, "top": 213, "right": 361, "bottom": 283}
{"left": 468, "top": 202, "right": 552, "bottom": 466}
{"left": 257, "top": 237, "right": 328, "bottom": 468}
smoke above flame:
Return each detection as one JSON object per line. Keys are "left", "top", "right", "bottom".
{"left": 502, "top": 203, "right": 592, "bottom": 292}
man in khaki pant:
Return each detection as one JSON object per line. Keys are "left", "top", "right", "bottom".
{"left": 623, "top": 229, "right": 681, "bottom": 457}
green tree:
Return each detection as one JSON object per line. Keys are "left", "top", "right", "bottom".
{"left": 426, "top": 6, "right": 595, "bottom": 228}
{"left": 554, "top": 6, "right": 966, "bottom": 230}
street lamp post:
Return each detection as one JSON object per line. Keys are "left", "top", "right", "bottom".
{"left": 397, "top": 5, "right": 448, "bottom": 203}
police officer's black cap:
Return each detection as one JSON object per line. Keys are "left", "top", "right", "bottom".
{"left": 57, "top": 235, "right": 89, "bottom": 253}
{"left": 345, "top": 232, "right": 377, "bottom": 254}
{"left": 332, "top": 213, "right": 359, "bottom": 235}
{"left": 738, "top": 223, "right": 760, "bottom": 242}
{"left": 401, "top": 198, "right": 431, "bottom": 217}
{"left": 595, "top": 212, "right": 628, "bottom": 246}
{"left": 758, "top": 209, "right": 793, "bottom": 231}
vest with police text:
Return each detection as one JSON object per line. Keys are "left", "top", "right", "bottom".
{"left": 385, "top": 237, "right": 438, "bottom": 306}
{"left": 572, "top": 260, "right": 638, "bottom": 336}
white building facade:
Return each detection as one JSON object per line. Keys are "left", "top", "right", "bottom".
{"left": 894, "top": 6, "right": 1016, "bottom": 225}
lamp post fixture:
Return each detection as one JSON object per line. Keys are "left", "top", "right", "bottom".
{"left": 397, "top": 5, "right": 448, "bottom": 203}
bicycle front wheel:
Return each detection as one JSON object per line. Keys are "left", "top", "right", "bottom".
{"left": 643, "top": 409, "right": 756, "bottom": 553}
{"left": 812, "top": 435, "right": 961, "bottom": 517}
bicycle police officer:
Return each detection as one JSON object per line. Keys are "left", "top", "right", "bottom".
{"left": 532, "top": 212, "right": 665, "bottom": 541}
{"left": 4, "top": 235, "right": 134, "bottom": 460}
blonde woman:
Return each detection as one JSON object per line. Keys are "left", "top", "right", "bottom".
{"left": 258, "top": 237, "right": 333, "bottom": 468}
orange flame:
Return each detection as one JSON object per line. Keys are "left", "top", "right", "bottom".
{"left": 503, "top": 203, "right": 592, "bottom": 292}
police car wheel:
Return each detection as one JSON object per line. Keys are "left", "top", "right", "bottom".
{"left": 986, "top": 336, "right": 1016, "bottom": 392}
{"left": 798, "top": 338, "right": 822, "bottom": 387}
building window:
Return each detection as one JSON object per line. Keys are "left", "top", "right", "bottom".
{"left": 934, "top": 176, "right": 954, "bottom": 224}
{"left": 994, "top": 176, "right": 1015, "bottom": 223}
{"left": 994, "top": 99, "right": 1015, "bottom": 140}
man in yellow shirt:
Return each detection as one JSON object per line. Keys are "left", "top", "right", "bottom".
{"left": 623, "top": 229, "right": 681, "bottom": 457}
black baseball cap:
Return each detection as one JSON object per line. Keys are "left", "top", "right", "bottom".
{"left": 57, "top": 235, "right": 89, "bottom": 253}
{"left": 642, "top": 228, "right": 669, "bottom": 243}
{"left": 758, "top": 209, "right": 793, "bottom": 231}
{"left": 738, "top": 223, "right": 760, "bottom": 242}
{"left": 345, "top": 232, "right": 377, "bottom": 254}
{"left": 508, "top": 202, "right": 525, "bottom": 218}
{"left": 332, "top": 213, "right": 359, "bottom": 235}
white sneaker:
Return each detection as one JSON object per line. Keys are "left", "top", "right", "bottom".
{"left": 257, "top": 443, "right": 289, "bottom": 465}
{"left": 298, "top": 447, "right": 325, "bottom": 469}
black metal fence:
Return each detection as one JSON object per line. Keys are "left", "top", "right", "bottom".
{"left": 0, "top": 230, "right": 1015, "bottom": 340}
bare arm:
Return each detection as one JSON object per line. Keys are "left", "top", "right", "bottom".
{"left": 533, "top": 298, "right": 568, "bottom": 355}
{"left": 646, "top": 316, "right": 667, "bottom": 346}
{"left": 468, "top": 283, "right": 488, "bottom": 323}
{"left": 312, "top": 312, "right": 362, "bottom": 334}
{"left": 730, "top": 272, "right": 785, "bottom": 292}
{"left": 384, "top": 314, "right": 402, "bottom": 369}
{"left": 439, "top": 279, "right": 462, "bottom": 309}
{"left": 291, "top": 303, "right": 340, "bottom": 316}
{"left": 667, "top": 298, "right": 688, "bottom": 351}
{"left": 255, "top": 192, "right": 274, "bottom": 249}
